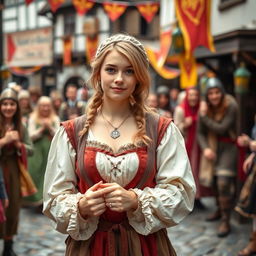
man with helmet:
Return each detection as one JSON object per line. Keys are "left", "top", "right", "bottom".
{"left": 197, "top": 77, "right": 239, "bottom": 237}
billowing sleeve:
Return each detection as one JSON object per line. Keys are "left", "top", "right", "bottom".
{"left": 127, "top": 122, "right": 196, "bottom": 235}
{"left": 43, "top": 126, "right": 99, "bottom": 240}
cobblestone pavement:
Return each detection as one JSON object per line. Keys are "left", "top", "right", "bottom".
{"left": 0, "top": 197, "right": 251, "bottom": 256}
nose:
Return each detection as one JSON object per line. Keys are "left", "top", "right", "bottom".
{"left": 114, "top": 71, "right": 123, "bottom": 84}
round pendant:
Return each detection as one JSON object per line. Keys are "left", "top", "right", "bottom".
{"left": 110, "top": 129, "right": 120, "bottom": 139}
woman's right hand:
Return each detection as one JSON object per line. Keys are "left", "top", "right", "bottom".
{"left": 78, "top": 181, "right": 116, "bottom": 219}
{"left": 203, "top": 148, "right": 216, "bottom": 161}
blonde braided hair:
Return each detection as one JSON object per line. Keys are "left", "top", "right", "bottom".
{"left": 80, "top": 34, "right": 153, "bottom": 145}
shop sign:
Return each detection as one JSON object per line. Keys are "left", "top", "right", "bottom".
{"left": 5, "top": 27, "right": 52, "bottom": 67}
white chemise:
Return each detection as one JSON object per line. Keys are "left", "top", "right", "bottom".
{"left": 43, "top": 122, "right": 196, "bottom": 240}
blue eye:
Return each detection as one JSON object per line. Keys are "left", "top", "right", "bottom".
{"left": 105, "top": 67, "right": 116, "bottom": 74}
{"left": 125, "top": 69, "right": 134, "bottom": 75}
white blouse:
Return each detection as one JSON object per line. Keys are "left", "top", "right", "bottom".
{"left": 43, "top": 122, "right": 196, "bottom": 240}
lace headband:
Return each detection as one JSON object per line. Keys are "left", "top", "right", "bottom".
{"left": 95, "top": 34, "right": 149, "bottom": 64}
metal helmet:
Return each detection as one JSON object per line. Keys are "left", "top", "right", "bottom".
{"left": 156, "top": 85, "right": 169, "bottom": 96}
{"left": 205, "top": 77, "right": 225, "bottom": 94}
{"left": 0, "top": 88, "right": 18, "bottom": 103}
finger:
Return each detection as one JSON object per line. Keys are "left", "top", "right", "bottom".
{"left": 92, "top": 186, "right": 117, "bottom": 198}
{"left": 99, "top": 183, "right": 117, "bottom": 188}
{"left": 88, "top": 181, "right": 103, "bottom": 192}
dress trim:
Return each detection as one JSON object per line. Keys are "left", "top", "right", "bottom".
{"left": 86, "top": 140, "right": 145, "bottom": 156}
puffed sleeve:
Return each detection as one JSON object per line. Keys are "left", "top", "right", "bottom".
{"left": 43, "top": 126, "right": 99, "bottom": 240}
{"left": 127, "top": 122, "right": 196, "bottom": 235}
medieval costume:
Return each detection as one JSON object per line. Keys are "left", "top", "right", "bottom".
{"left": 197, "top": 77, "right": 239, "bottom": 237}
{"left": 43, "top": 114, "right": 195, "bottom": 256}
{"left": 174, "top": 88, "right": 212, "bottom": 209}
{"left": 59, "top": 100, "right": 85, "bottom": 121}
{"left": 0, "top": 88, "right": 35, "bottom": 255}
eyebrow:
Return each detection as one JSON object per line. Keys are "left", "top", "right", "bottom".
{"left": 105, "top": 64, "right": 133, "bottom": 68}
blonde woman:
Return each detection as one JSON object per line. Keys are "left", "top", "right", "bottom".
{"left": 24, "top": 96, "right": 59, "bottom": 208}
{"left": 43, "top": 34, "right": 195, "bottom": 256}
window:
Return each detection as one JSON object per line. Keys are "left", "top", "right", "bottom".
{"left": 64, "top": 13, "right": 75, "bottom": 36}
{"left": 112, "top": 8, "right": 159, "bottom": 40}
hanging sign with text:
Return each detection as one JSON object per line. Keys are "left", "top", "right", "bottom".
{"left": 5, "top": 27, "right": 53, "bottom": 67}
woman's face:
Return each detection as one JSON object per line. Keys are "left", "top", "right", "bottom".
{"left": 207, "top": 87, "right": 222, "bottom": 107}
{"left": 1, "top": 99, "right": 17, "bottom": 120}
{"left": 19, "top": 98, "right": 30, "bottom": 109}
{"left": 100, "top": 49, "right": 137, "bottom": 104}
{"left": 39, "top": 102, "right": 51, "bottom": 117}
{"left": 187, "top": 89, "right": 199, "bottom": 107}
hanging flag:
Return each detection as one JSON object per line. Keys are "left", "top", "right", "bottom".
{"left": 9, "top": 66, "right": 42, "bottom": 76}
{"left": 48, "top": 0, "right": 65, "bottom": 13}
{"left": 63, "top": 36, "right": 72, "bottom": 65}
{"left": 103, "top": 2, "right": 127, "bottom": 22}
{"left": 179, "top": 54, "right": 197, "bottom": 89}
{"left": 85, "top": 35, "right": 98, "bottom": 63}
{"left": 175, "top": 0, "right": 215, "bottom": 58}
{"left": 72, "top": 0, "right": 94, "bottom": 16}
{"left": 145, "top": 0, "right": 179, "bottom": 79}
{"left": 25, "top": 0, "right": 34, "bottom": 5}
{"left": 136, "top": 2, "right": 159, "bottom": 23}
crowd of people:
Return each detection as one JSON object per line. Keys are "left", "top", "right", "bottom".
{"left": 0, "top": 33, "right": 254, "bottom": 256}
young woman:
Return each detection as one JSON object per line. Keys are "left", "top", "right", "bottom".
{"left": 24, "top": 96, "right": 60, "bottom": 208}
{"left": 174, "top": 87, "right": 211, "bottom": 210}
{"left": 197, "top": 77, "right": 238, "bottom": 237}
{"left": 0, "top": 88, "right": 34, "bottom": 256}
{"left": 43, "top": 34, "right": 195, "bottom": 256}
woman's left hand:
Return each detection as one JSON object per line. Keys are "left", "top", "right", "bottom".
{"left": 99, "top": 183, "right": 138, "bottom": 212}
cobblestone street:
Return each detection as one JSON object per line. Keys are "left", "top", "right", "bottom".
{"left": 0, "top": 197, "right": 251, "bottom": 256}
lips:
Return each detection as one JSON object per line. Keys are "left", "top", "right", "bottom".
{"left": 111, "top": 87, "right": 126, "bottom": 93}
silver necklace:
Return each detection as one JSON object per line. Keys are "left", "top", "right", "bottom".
{"left": 101, "top": 110, "right": 131, "bottom": 139}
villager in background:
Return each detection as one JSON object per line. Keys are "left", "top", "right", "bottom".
{"left": 0, "top": 88, "right": 35, "bottom": 256}
{"left": 197, "top": 77, "right": 238, "bottom": 237}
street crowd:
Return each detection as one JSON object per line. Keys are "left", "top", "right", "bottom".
{"left": 0, "top": 73, "right": 255, "bottom": 255}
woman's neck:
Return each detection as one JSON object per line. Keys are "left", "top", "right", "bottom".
{"left": 101, "top": 100, "right": 131, "bottom": 118}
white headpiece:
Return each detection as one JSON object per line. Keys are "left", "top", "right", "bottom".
{"left": 95, "top": 34, "right": 149, "bottom": 65}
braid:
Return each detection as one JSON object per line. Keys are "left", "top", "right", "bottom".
{"left": 79, "top": 90, "right": 103, "bottom": 136}
{"left": 132, "top": 94, "right": 151, "bottom": 146}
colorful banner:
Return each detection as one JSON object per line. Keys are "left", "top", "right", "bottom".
{"left": 85, "top": 35, "right": 98, "bottom": 63}
{"left": 103, "top": 2, "right": 128, "bottom": 22}
{"left": 179, "top": 54, "right": 197, "bottom": 89}
{"left": 25, "top": 0, "right": 34, "bottom": 5}
{"left": 48, "top": 0, "right": 65, "bottom": 13}
{"left": 136, "top": 3, "right": 159, "bottom": 23}
{"left": 72, "top": 0, "right": 94, "bottom": 16}
{"left": 63, "top": 36, "right": 72, "bottom": 65}
{"left": 146, "top": 0, "right": 179, "bottom": 79}
{"left": 9, "top": 66, "right": 42, "bottom": 76}
{"left": 175, "top": 0, "right": 215, "bottom": 58}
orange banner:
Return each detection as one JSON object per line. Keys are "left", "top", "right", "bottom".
{"left": 179, "top": 54, "right": 197, "bottom": 89}
{"left": 103, "top": 2, "right": 127, "bottom": 22}
{"left": 9, "top": 66, "right": 42, "bottom": 76}
{"left": 72, "top": 0, "right": 94, "bottom": 16}
{"left": 175, "top": 0, "right": 215, "bottom": 58}
{"left": 85, "top": 36, "right": 98, "bottom": 64}
{"left": 136, "top": 3, "right": 159, "bottom": 23}
{"left": 48, "top": 0, "right": 65, "bottom": 13}
{"left": 63, "top": 37, "right": 72, "bottom": 66}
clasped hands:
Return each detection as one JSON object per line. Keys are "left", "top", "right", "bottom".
{"left": 78, "top": 181, "right": 138, "bottom": 219}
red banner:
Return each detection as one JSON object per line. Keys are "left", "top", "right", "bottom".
{"left": 136, "top": 3, "right": 159, "bottom": 23}
{"left": 25, "top": 0, "right": 34, "bottom": 5}
{"left": 63, "top": 37, "right": 72, "bottom": 66}
{"left": 72, "top": 0, "right": 94, "bottom": 16}
{"left": 175, "top": 0, "right": 215, "bottom": 58}
{"left": 103, "top": 2, "right": 127, "bottom": 22}
{"left": 48, "top": 0, "right": 65, "bottom": 13}
{"left": 85, "top": 36, "right": 98, "bottom": 63}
